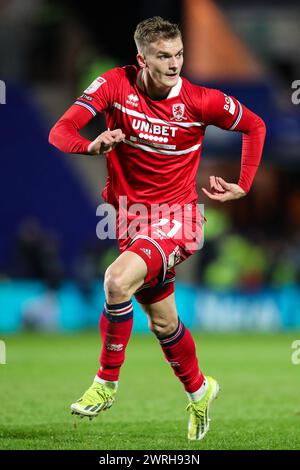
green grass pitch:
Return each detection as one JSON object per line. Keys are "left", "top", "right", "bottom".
{"left": 0, "top": 331, "right": 299, "bottom": 450}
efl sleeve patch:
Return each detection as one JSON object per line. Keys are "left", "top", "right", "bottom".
{"left": 84, "top": 76, "right": 106, "bottom": 94}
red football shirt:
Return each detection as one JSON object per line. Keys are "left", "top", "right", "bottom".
{"left": 49, "top": 65, "right": 266, "bottom": 204}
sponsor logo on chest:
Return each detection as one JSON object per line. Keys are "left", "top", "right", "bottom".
{"left": 132, "top": 119, "right": 178, "bottom": 138}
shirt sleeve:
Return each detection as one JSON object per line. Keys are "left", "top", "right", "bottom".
{"left": 201, "top": 87, "right": 266, "bottom": 193}
{"left": 201, "top": 87, "right": 242, "bottom": 130}
{"left": 73, "top": 67, "right": 121, "bottom": 116}
{"left": 48, "top": 68, "right": 122, "bottom": 154}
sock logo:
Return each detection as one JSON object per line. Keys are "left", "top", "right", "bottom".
{"left": 169, "top": 361, "right": 180, "bottom": 368}
{"left": 140, "top": 247, "right": 151, "bottom": 259}
{"left": 106, "top": 342, "right": 124, "bottom": 352}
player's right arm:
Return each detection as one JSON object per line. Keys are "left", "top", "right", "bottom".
{"left": 48, "top": 69, "right": 125, "bottom": 155}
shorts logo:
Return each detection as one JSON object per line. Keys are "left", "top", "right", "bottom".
{"left": 170, "top": 103, "right": 187, "bottom": 121}
{"left": 168, "top": 245, "right": 181, "bottom": 268}
{"left": 106, "top": 343, "right": 124, "bottom": 352}
{"left": 140, "top": 247, "right": 151, "bottom": 258}
{"left": 84, "top": 76, "right": 106, "bottom": 94}
{"left": 126, "top": 93, "right": 139, "bottom": 107}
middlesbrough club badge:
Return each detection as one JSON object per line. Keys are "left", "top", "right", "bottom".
{"left": 170, "top": 103, "right": 187, "bottom": 121}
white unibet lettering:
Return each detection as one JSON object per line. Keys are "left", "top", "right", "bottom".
{"left": 140, "top": 121, "right": 150, "bottom": 133}
{"left": 133, "top": 120, "right": 178, "bottom": 138}
{"left": 132, "top": 119, "right": 140, "bottom": 130}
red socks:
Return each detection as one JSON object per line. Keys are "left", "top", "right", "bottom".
{"left": 158, "top": 319, "right": 205, "bottom": 393}
{"left": 97, "top": 301, "right": 204, "bottom": 395}
{"left": 97, "top": 300, "right": 133, "bottom": 382}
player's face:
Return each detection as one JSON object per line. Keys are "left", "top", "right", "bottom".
{"left": 142, "top": 36, "right": 184, "bottom": 91}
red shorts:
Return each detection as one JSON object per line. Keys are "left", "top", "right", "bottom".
{"left": 117, "top": 202, "right": 205, "bottom": 305}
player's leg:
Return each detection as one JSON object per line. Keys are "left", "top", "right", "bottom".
{"left": 104, "top": 251, "right": 148, "bottom": 304}
{"left": 140, "top": 292, "right": 219, "bottom": 440}
{"left": 71, "top": 250, "right": 147, "bottom": 418}
{"left": 140, "top": 292, "right": 206, "bottom": 395}
{"left": 97, "top": 251, "right": 147, "bottom": 383}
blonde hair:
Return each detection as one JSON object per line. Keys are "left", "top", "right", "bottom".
{"left": 134, "top": 16, "right": 182, "bottom": 53}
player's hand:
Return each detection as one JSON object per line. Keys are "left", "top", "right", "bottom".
{"left": 88, "top": 128, "right": 125, "bottom": 155}
{"left": 201, "top": 176, "right": 246, "bottom": 202}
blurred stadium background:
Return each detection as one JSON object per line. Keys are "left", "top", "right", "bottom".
{"left": 0, "top": 0, "right": 300, "bottom": 450}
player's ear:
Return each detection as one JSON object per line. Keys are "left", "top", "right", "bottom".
{"left": 136, "top": 53, "right": 146, "bottom": 69}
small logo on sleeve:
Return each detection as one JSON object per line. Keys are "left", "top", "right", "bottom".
{"left": 84, "top": 76, "right": 106, "bottom": 94}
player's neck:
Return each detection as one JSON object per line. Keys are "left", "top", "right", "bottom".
{"left": 140, "top": 70, "right": 172, "bottom": 100}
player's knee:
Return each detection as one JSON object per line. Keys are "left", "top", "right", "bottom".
{"left": 149, "top": 317, "right": 178, "bottom": 338}
{"left": 104, "top": 266, "right": 131, "bottom": 300}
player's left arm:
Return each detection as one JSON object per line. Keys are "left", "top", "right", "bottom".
{"left": 201, "top": 88, "right": 266, "bottom": 202}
